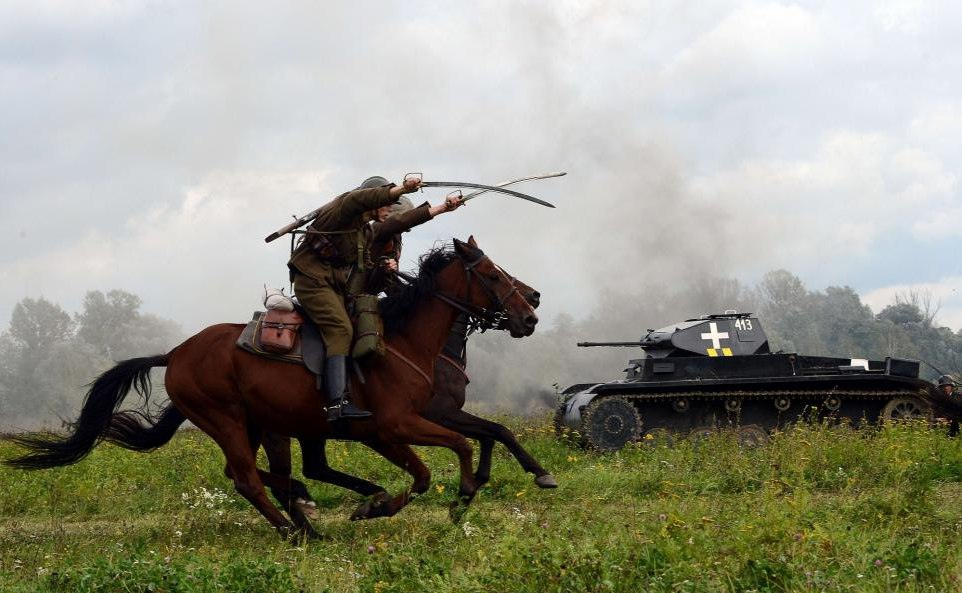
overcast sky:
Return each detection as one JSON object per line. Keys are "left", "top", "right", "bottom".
{"left": 2, "top": 0, "right": 961, "bottom": 335}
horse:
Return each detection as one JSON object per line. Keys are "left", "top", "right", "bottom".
{"left": 257, "top": 281, "right": 556, "bottom": 521}
{"left": 6, "top": 237, "right": 538, "bottom": 538}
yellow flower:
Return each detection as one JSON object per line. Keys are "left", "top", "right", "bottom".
{"left": 516, "top": 490, "right": 526, "bottom": 497}
{"left": 435, "top": 484, "right": 445, "bottom": 494}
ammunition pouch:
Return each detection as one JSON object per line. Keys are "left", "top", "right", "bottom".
{"left": 351, "top": 293, "right": 385, "bottom": 359}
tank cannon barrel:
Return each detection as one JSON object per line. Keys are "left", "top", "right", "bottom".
{"left": 577, "top": 341, "right": 644, "bottom": 347}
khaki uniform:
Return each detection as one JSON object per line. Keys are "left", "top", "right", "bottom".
{"left": 366, "top": 202, "right": 433, "bottom": 294}
{"left": 288, "top": 186, "right": 397, "bottom": 356}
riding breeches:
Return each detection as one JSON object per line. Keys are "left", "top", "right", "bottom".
{"left": 293, "top": 273, "right": 353, "bottom": 357}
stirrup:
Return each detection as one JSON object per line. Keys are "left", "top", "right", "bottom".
{"left": 327, "top": 401, "right": 372, "bottom": 421}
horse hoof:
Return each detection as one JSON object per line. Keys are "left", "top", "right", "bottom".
{"left": 350, "top": 491, "right": 391, "bottom": 521}
{"left": 535, "top": 474, "right": 558, "bottom": 489}
{"left": 294, "top": 498, "right": 320, "bottom": 521}
{"left": 448, "top": 501, "right": 468, "bottom": 524}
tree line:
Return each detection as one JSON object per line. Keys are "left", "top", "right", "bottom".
{"left": 0, "top": 290, "right": 183, "bottom": 431}
{"left": 2, "top": 270, "right": 961, "bottom": 428}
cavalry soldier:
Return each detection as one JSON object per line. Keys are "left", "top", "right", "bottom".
{"left": 288, "top": 175, "right": 462, "bottom": 422}
{"left": 367, "top": 194, "right": 464, "bottom": 295}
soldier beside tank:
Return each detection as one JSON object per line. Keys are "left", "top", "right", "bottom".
{"left": 938, "top": 375, "right": 960, "bottom": 436}
{"left": 287, "top": 175, "right": 463, "bottom": 422}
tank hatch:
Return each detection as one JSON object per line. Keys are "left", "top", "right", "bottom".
{"left": 641, "top": 312, "right": 770, "bottom": 359}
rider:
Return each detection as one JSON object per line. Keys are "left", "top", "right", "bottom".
{"left": 288, "top": 175, "right": 461, "bottom": 422}
{"left": 367, "top": 193, "right": 464, "bottom": 295}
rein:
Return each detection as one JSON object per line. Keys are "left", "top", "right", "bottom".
{"left": 385, "top": 343, "right": 433, "bottom": 388}
{"left": 396, "top": 255, "right": 519, "bottom": 333}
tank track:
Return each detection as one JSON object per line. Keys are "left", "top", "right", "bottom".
{"left": 574, "top": 387, "right": 932, "bottom": 451}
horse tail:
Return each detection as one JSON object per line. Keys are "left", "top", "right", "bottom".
{"left": 5, "top": 354, "right": 170, "bottom": 470}
{"left": 102, "top": 403, "right": 186, "bottom": 452}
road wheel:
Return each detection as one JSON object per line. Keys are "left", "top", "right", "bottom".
{"left": 881, "top": 396, "right": 932, "bottom": 422}
{"left": 582, "top": 396, "right": 641, "bottom": 452}
{"left": 737, "top": 424, "right": 770, "bottom": 448}
{"left": 689, "top": 426, "right": 716, "bottom": 441}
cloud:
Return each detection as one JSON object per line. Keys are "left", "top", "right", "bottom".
{"left": 862, "top": 276, "right": 962, "bottom": 330}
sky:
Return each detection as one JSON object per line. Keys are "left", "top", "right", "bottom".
{"left": 2, "top": 0, "right": 962, "bottom": 334}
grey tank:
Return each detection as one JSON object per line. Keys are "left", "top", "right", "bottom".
{"left": 556, "top": 312, "right": 948, "bottom": 451}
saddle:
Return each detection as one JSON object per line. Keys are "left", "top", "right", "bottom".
{"left": 236, "top": 308, "right": 326, "bottom": 378}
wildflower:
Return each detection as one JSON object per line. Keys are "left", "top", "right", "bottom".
{"left": 367, "top": 545, "right": 375, "bottom": 554}
{"left": 658, "top": 513, "right": 667, "bottom": 522}
{"left": 462, "top": 521, "right": 477, "bottom": 537}
{"left": 566, "top": 455, "right": 578, "bottom": 462}
{"left": 875, "top": 559, "right": 883, "bottom": 567}
{"left": 435, "top": 484, "right": 445, "bottom": 494}
{"left": 516, "top": 490, "right": 526, "bottom": 498}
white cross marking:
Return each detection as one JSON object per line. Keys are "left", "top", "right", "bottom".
{"left": 700, "top": 322, "right": 729, "bottom": 350}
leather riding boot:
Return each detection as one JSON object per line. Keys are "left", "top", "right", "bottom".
{"left": 324, "top": 355, "right": 372, "bottom": 422}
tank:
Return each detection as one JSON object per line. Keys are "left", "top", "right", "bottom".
{"left": 556, "top": 311, "right": 945, "bottom": 451}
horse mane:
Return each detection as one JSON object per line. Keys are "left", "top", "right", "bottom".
{"left": 379, "top": 243, "right": 468, "bottom": 335}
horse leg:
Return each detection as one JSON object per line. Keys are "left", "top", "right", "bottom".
{"left": 190, "top": 413, "right": 302, "bottom": 538}
{"left": 261, "top": 432, "right": 319, "bottom": 521}
{"left": 380, "top": 416, "right": 479, "bottom": 520}
{"left": 426, "top": 407, "right": 557, "bottom": 488}
{"left": 350, "top": 442, "right": 431, "bottom": 521}
{"left": 300, "top": 438, "right": 387, "bottom": 497}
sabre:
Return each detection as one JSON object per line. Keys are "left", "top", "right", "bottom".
{"left": 461, "top": 171, "right": 566, "bottom": 203}
{"left": 415, "top": 180, "right": 556, "bottom": 208}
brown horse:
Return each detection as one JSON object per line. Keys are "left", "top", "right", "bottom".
{"left": 7, "top": 237, "right": 538, "bottom": 537}
{"left": 259, "top": 302, "right": 558, "bottom": 521}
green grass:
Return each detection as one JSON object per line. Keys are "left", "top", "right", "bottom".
{"left": 2, "top": 418, "right": 962, "bottom": 592}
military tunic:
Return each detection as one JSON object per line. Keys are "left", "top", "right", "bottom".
{"left": 288, "top": 186, "right": 398, "bottom": 356}
{"left": 366, "top": 202, "right": 433, "bottom": 294}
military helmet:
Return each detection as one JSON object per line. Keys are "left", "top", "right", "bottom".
{"left": 388, "top": 196, "right": 414, "bottom": 216}
{"left": 938, "top": 374, "right": 956, "bottom": 387}
{"left": 359, "top": 175, "right": 391, "bottom": 190}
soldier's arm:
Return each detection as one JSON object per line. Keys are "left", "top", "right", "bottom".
{"left": 372, "top": 202, "right": 433, "bottom": 241}
{"left": 338, "top": 187, "right": 398, "bottom": 220}
{"left": 339, "top": 177, "right": 423, "bottom": 220}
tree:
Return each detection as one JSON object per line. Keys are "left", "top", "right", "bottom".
{"left": 8, "top": 297, "right": 74, "bottom": 354}
{"left": 76, "top": 290, "right": 143, "bottom": 358}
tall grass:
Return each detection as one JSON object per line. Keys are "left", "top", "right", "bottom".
{"left": 1, "top": 418, "right": 961, "bottom": 592}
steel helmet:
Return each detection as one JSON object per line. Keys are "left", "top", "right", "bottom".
{"left": 938, "top": 374, "right": 956, "bottom": 387}
{"left": 358, "top": 176, "right": 390, "bottom": 190}
{"left": 388, "top": 195, "right": 414, "bottom": 216}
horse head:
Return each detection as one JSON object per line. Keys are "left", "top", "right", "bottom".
{"left": 452, "top": 236, "right": 538, "bottom": 338}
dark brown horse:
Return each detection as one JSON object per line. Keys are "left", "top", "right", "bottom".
{"left": 259, "top": 301, "right": 558, "bottom": 521}
{"left": 7, "top": 237, "right": 538, "bottom": 537}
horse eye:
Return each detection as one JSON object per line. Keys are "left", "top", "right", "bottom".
{"left": 488, "top": 271, "right": 500, "bottom": 281}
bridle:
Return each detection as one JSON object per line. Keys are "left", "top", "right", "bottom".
{"left": 432, "top": 251, "right": 522, "bottom": 333}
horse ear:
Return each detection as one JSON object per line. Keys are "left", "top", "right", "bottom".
{"left": 467, "top": 235, "right": 478, "bottom": 248}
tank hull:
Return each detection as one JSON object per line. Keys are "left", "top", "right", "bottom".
{"left": 557, "top": 352, "right": 940, "bottom": 451}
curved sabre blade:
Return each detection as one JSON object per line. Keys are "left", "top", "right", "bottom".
{"left": 421, "top": 181, "right": 555, "bottom": 208}
{"left": 462, "top": 171, "right": 566, "bottom": 202}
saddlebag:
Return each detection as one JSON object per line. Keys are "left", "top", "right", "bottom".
{"left": 258, "top": 309, "right": 305, "bottom": 354}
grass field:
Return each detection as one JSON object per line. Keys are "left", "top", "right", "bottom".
{"left": 1, "top": 417, "right": 962, "bottom": 592}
